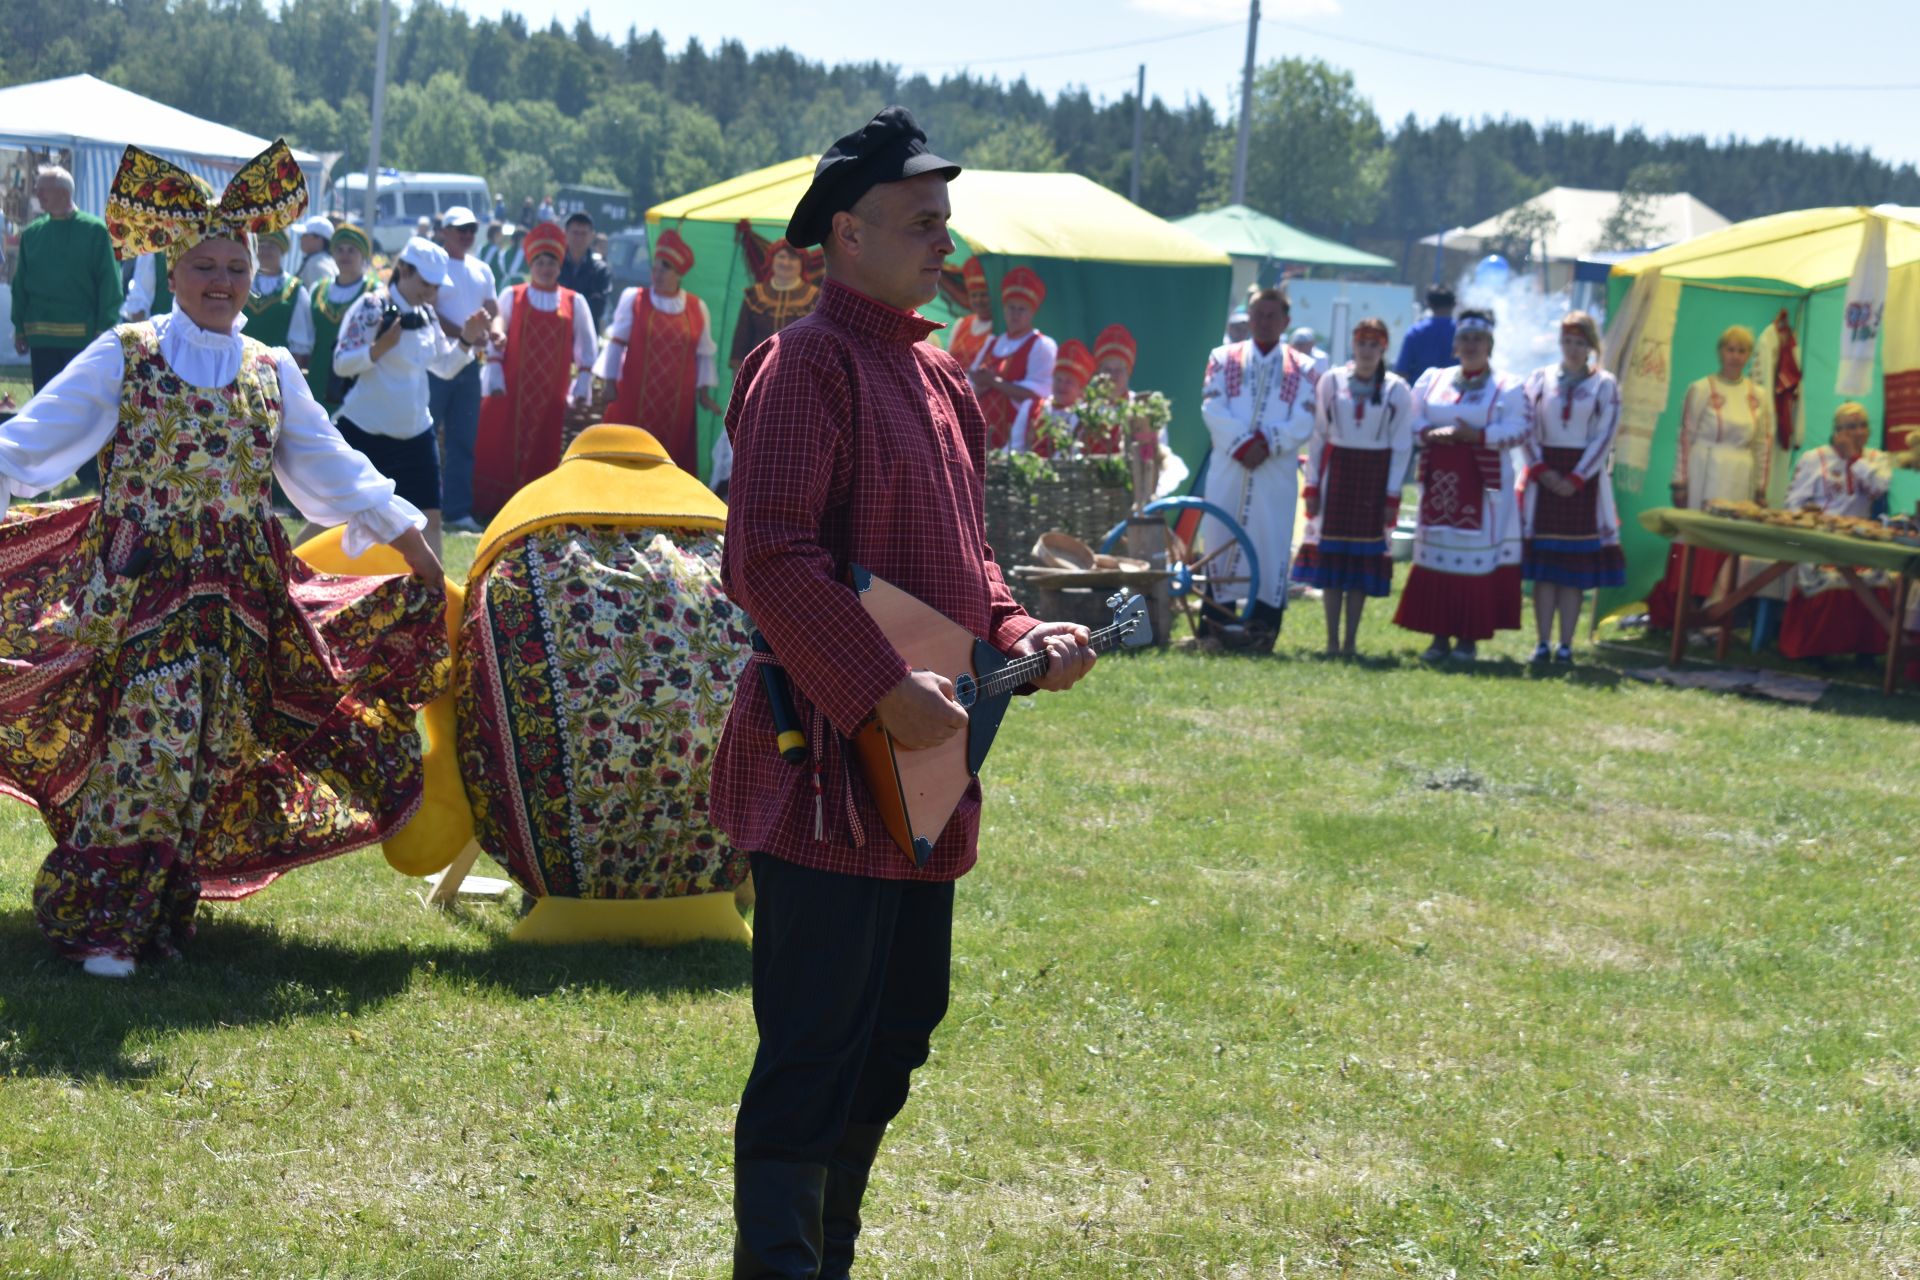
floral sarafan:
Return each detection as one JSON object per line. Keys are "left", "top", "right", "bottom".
{"left": 456, "top": 527, "right": 751, "bottom": 901}
{"left": 105, "top": 139, "right": 308, "bottom": 263}
{"left": 0, "top": 324, "right": 448, "bottom": 961}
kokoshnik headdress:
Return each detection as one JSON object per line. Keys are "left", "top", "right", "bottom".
{"left": 105, "top": 139, "right": 308, "bottom": 264}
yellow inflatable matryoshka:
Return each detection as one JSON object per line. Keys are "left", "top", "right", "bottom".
{"left": 298, "top": 425, "right": 751, "bottom": 944}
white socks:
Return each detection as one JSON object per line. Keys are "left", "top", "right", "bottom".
{"left": 81, "top": 954, "right": 137, "bottom": 979}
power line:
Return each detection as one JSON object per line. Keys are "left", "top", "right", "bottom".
{"left": 900, "top": 20, "right": 1243, "bottom": 72}
{"left": 1263, "top": 18, "right": 1920, "bottom": 93}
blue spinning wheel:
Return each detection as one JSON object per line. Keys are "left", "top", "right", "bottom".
{"left": 1101, "top": 496, "right": 1260, "bottom": 634}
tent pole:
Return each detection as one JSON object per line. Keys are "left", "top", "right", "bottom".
{"left": 1231, "top": 0, "right": 1258, "bottom": 207}
{"left": 363, "top": 0, "right": 392, "bottom": 229}
{"left": 1129, "top": 64, "right": 1146, "bottom": 205}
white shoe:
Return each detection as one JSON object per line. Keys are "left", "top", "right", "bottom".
{"left": 1449, "top": 644, "right": 1477, "bottom": 663}
{"left": 81, "top": 954, "right": 136, "bottom": 978}
{"left": 444, "top": 516, "right": 483, "bottom": 534}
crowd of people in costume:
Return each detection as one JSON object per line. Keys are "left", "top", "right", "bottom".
{"left": 0, "top": 123, "right": 1915, "bottom": 995}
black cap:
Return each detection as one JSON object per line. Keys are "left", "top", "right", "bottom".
{"left": 786, "top": 106, "right": 961, "bottom": 249}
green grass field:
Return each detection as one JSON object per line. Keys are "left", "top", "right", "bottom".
{"left": 2, "top": 549, "right": 1919, "bottom": 1277}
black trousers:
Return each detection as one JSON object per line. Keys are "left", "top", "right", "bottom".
{"left": 29, "top": 344, "right": 80, "bottom": 392}
{"left": 30, "top": 345, "right": 97, "bottom": 491}
{"left": 735, "top": 851, "right": 954, "bottom": 1165}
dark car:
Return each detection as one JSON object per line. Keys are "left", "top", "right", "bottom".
{"left": 604, "top": 227, "right": 652, "bottom": 327}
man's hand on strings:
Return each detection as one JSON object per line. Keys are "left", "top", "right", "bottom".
{"left": 1013, "top": 621, "right": 1096, "bottom": 692}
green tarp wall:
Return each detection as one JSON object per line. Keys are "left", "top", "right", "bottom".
{"left": 1601, "top": 275, "right": 1920, "bottom": 615}
{"left": 660, "top": 217, "right": 1230, "bottom": 486}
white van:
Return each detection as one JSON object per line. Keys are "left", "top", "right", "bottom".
{"left": 330, "top": 171, "right": 492, "bottom": 253}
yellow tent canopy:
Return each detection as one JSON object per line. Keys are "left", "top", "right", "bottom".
{"left": 648, "top": 157, "right": 1235, "bottom": 482}
{"left": 1613, "top": 206, "right": 1920, "bottom": 290}
{"left": 1601, "top": 204, "right": 1920, "bottom": 615}
{"left": 649, "top": 157, "right": 1229, "bottom": 268}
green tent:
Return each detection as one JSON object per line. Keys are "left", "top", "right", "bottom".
{"left": 1174, "top": 204, "right": 1395, "bottom": 273}
{"left": 649, "top": 158, "right": 1233, "bottom": 482}
{"left": 1602, "top": 206, "right": 1920, "bottom": 614}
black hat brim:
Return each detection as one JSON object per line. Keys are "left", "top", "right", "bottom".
{"left": 786, "top": 151, "right": 961, "bottom": 250}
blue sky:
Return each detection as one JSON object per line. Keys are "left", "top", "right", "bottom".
{"left": 450, "top": 0, "right": 1920, "bottom": 171}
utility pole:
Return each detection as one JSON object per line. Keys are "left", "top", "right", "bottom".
{"left": 1129, "top": 64, "right": 1146, "bottom": 204}
{"left": 1231, "top": 0, "right": 1259, "bottom": 206}
{"left": 362, "top": 0, "right": 392, "bottom": 229}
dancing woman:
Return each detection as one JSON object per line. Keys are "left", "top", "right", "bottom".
{"left": 0, "top": 142, "right": 449, "bottom": 976}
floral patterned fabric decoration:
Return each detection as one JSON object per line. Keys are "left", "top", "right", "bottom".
{"left": 105, "top": 139, "right": 308, "bottom": 264}
{"left": 457, "top": 525, "right": 750, "bottom": 901}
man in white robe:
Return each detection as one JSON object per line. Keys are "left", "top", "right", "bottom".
{"left": 1198, "top": 285, "right": 1317, "bottom": 650}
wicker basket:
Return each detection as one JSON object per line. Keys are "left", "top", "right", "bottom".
{"left": 985, "top": 455, "right": 1136, "bottom": 611}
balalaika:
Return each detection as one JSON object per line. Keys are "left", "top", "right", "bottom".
{"left": 848, "top": 566, "right": 1152, "bottom": 867}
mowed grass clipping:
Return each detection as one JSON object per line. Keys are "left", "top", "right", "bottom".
{"left": 2, "top": 555, "right": 1920, "bottom": 1277}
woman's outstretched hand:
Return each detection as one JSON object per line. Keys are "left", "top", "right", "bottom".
{"left": 391, "top": 526, "right": 445, "bottom": 593}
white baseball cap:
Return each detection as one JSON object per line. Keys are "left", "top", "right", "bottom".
{"left": 1290, "top": 326, "right": 1317, "bottom": 345}
{"left": 441, "top": 205, "right": 479, "bottom": 228}
{"left": 397, "top": 236, "right": 452, "bottom": 286}
{"left": 302, "top": 215, "right": 335, "bottom": 238}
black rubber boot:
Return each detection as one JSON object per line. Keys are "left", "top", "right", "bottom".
{"left": 733, "top": 1159, "right": 828, "bottom": 1279}
{"left": 1249, "top": 600, "right": 1286, "bottom": 653}
{"left": 819, "top": 1122, "right": 888, "bottom": 1279}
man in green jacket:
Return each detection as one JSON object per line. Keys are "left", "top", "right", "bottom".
{"left": 10, "top": 164, "right": 123, "bottom": 391}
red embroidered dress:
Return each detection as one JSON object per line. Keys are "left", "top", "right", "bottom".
{"left": 1392, "top": 366, "right": 1529, "bottom": 641}
{"left": 977, "top": 331, "right": 1042, "bottom": 451}
{"left": 606, "top": 288, "right": 706, "bottom": 475}
{"left": 473, "top": 284, "right": 576, "bottom": 521}
{"left": 1519, "top": 365, "right": 1627, "bottom": 590}
{"left": 0, "top": 326, "right": 448, "bottom": 961}
{"left": 1295, "top": 367, "right": 1416, "bottom": 598}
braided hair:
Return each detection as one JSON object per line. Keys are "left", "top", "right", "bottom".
{"left": 1353, "top": 316, "right": 1390, "bottom": 406}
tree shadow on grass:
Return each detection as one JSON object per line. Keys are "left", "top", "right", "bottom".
{"left": 0, "top": 907, "right": 751, "bottom": 1082}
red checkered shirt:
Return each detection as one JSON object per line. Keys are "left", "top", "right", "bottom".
{"left": 712, "top": 278, "right": 1038, "bottom": 881}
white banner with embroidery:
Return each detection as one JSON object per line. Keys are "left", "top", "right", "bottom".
{"left": 1837, "top": 213, "right": 1887, "bottom": 398}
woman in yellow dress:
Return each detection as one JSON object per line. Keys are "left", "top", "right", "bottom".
{"left": 1648, "top": 324, "right": 1773, "bottom": 630}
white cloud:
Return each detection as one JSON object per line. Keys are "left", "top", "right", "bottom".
{"left": 1128, "top": 0, "right": 1340, "bottom": 19}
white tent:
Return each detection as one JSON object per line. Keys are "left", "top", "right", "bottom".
{"left": 1425, "top": 186, "right": 1730, "bottom": 261}
{"left": 1420, "top": 186, "right": 1731, "bottom": 292}
{"left": 0, "top": 75, "right": 323, "bottom": 217}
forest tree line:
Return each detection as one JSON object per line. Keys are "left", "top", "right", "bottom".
{"left": 4, "top": 0, "right": 1915, "bottom": 259}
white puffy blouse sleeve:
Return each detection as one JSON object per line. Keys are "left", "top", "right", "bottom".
{"left": 270, "top": 349, "right": 426, "bottom": 557}
{"left": 571, "top": 292, "right": 598, "bottom": 402}
{"left": 122, "top": 255, "right": 156, "bottom": 320}
{"left": 0, "top": 330, "right": 127, "bottom": 499}
{"left": 287, "top": 286, "right": 315, "bottom": 356}
{"left": 694, "top": 295, "right": 718, "bottom": 390}
{"left": 594, "top": 287, "right": 639, "bottom": 381}
{"left": 481, "top": 288, "right": 514, "bottom": 397}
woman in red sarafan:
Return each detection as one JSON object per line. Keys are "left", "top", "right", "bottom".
{"left": 0, "top": 141, "right": 448, "bottom": 977}
{"left": 472, "top": 221, "right": 599, "bottom": 521}
{"left": 596, "top": 227, "right": 723, "bottom": 479}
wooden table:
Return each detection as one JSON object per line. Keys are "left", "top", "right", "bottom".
{"left": 1640, "top": 508, "right": 1920, "bottom": 695}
